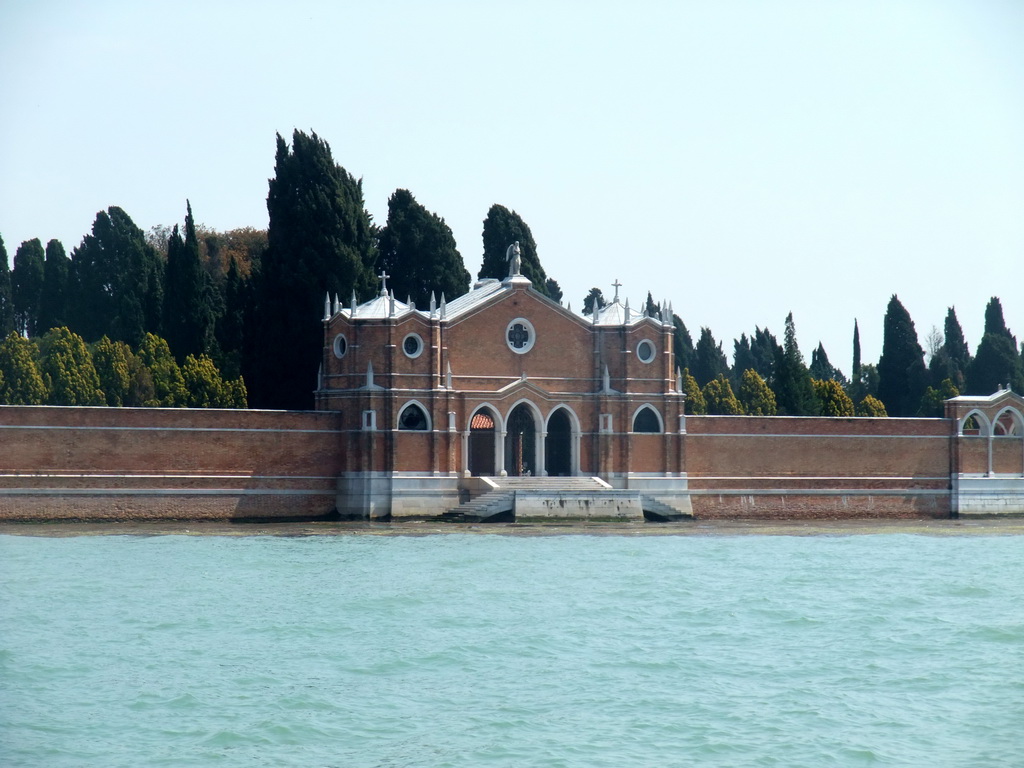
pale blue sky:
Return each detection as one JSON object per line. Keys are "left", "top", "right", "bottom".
{"left": 2, "top": 0, "right": 1022, "bottom": 371}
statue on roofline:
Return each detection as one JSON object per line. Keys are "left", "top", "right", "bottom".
{"left": 506, "top": 241, "right": 522, "bottom": 277}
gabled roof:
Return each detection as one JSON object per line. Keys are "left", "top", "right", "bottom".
{"left": 947, "top": 388, "right": 1022, "bottom": 407}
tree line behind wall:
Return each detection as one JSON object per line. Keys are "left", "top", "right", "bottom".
{"left": 1, "top": 128, "right": 1020, "bottom": 415}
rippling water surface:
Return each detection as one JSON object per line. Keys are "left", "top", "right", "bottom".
{"left": 2, "top": 532, "right": 1023, "bottom": 767}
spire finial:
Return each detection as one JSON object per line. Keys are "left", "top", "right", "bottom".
{"left": 612, "top": 278, "right": 622, "bottom": 303}
{"left": 378, "top": 270, "right": 390, "bottom": 296}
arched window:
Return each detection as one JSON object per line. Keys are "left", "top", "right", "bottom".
{"left": 632, "top": 405, "right": 662, "bottom": 433}
{"left": 994, "top": 408, "right": 1023, "bottom": 437}
{"left": 398, "top": 402, "right": 429, "bottom": 431}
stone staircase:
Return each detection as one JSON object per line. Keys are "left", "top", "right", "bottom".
{"left": 440, "top": 476, "right": 692, "bottom": 523}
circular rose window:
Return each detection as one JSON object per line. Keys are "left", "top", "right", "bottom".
{"left": 403, "top": 333, "right": 423, "bottom": 359}
{"left": 636, "top": 339, "right": 656, "bottom": 364}
{"left": 505, "top": 318, "right": 536, "bottom": 354}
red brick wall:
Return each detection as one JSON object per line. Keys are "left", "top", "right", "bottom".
{"left": 0, "top": 406, "right": 343, "bottom": 522}
{"left": 684, "top": 416, "right": 953, "bottom": 519}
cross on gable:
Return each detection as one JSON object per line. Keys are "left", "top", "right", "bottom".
{"left": 612, "top": 279, "right": 622, "bottom": 303}
{"left": 378, "top": 270, "right": 390, "bottom": 295}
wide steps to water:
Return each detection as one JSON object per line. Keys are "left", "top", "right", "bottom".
{"left": 440, "top": 477, "right": 692, "bottom": 523}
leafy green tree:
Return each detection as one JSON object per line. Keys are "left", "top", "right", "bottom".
{"left": 37, "top": 327, "right": 104, "bottom": 405}
{"left": 92, "top": 335, "right": 151, "bottom": 407}
{"left": 182, "top": 354, "right": 231, "bottom": 407}
{"left": 673, "top": 315, "right": 694, "bottom": 373}
{"left": 738, "top": 368, "right": 777, "bottom": 415}
{"left": 918, "top": 378, "right": 959, "bottom": 417}
{"left": 774, "top": 313, "right": 819, "bottom": 415}
{"left": 0, "top": 331, "right": 46, "bottom": 404}
{"left": 224, "top": 377, "right": 248, "bottom": 408}
{"left": 247, "top": 130, "right": 376, "bottom": 409}
{"left": 856, "top": 394, "right": 888, "bottom": 417}
{"left": 0, "top": 235, "right": 13, "bottom": 336}
{"left": 12, "top": 238, "right": 45, "bottom": 337}
{"left": 163, "top": 202, "right": 218, "bottom": 363}
{"left": 813, "top": 378, "right": 855, "bottom": 416}
{"left": 70, "top": 206, "right": 164, "bottom": 346}
{"left": 582, "top": 287, "right": 606, "bottom": 316}
{"left": 38, "top": 239, "right": 70, "bottom": 334}
{"left": 138, "top": 333, "right": 188, "bottom": 406}
{"left": 702, "top": 374, "right": 743, "bottom": 415}
{"left": 376, "top": 188, "right": 470, "bottom": 307}
{"left": 692, "top": 327, "right": 729, "bottom": 386}
{"left": 680, "top": 367, "right": 706, "bottom": 414}
{"left": 877, "top": 295, "right": 928, "bottom": 417}
{"left": 479, "top": 204, "right": 553, "bottom": 297}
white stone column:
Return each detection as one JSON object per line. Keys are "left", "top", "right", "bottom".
{"left": 461, "top": 429, "right": 470, "bottom": 477}
{"left": 538, "top": 431, "right": 547, "bottom": 476}
{"left": 498, "top": 430, "right": 507, "bottom": 477}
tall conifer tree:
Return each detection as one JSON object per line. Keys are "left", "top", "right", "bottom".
{"left": 967, "top": 297, "right": 1024, "bottom": 394}
{"left": 12, "top": 238, "right": 45, "bottom": 337}
{"left": 163, "top": 202, "right": 217, "bottom": 363}
{"left": 876, "top": 295, "right": 928, "bottom": 416}
{"left": 248, "top": 130, "right": 376, "bottom": 409}
{"left": 478, "top": 204, "right": 553, "bottom": 297}
{"left": 774, "top": 312, "right": 819, "bottom": 415}
{"left": 38, "top": 239, "right": 70, "bottom": 334}
{"left": 70, "top": 206, "right": 164, "bottom": 346}
{"left": 0, "top": 235, "right": 13, "bottom": 335}
{"left": 376, "top": 189, "right": 470, "bottom": 307}
{"left": 692, "top": 327, "right": 729, "bottom": 387}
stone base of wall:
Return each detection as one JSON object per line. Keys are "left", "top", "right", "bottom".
{"left": 690, "top": 490, "right": 951, "bottom": 520}
{"left": 955, "top": 475, "right": 1024, "bottom": 516}
{"left": 337, "top": 472, "right": 461, "bottom": 520}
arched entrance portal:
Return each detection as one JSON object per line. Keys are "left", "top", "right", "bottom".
{"left": 545, "top": 409, "right": 573, "bottom": 476}
{"left": 468, "top": 408, "right": 497, "bottom": 476}
{"left": 505, "top": 403, "right": 537, "bottom": 476}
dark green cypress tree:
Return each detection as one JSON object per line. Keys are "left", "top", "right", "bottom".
{"left": 12, "top": 238, "right": 45, "bottom": 337}
{"left": 582, "top": 288, "right": 606, "bottom": 316}
{"left": 751, "top": 326, "right": 781, "bottom": 384}
{"left": 215, "top": 255, "right": 248, "bottom": 380}
{"left": 692, "top": 327, "right": 729, "bottom": 387}
{"left": 673, "top": 315, "right": 694, "bottom": 373}
{"left": 967, "top": 298, "right": 1024, "bottom": 394}
{"left": 163, "top": 202, "right": 218, "bottom": 363}
{"left": 852, "top": 320, "right": 861, "bottom": 379}
{"left": 0, "top": 235, "right": 13, "bottom": 336}
{"left": 877, "top": 295, "right": 928, "bottom": 416}
{"left": 929, "top": 306, "right": 971, "bottom": 390}
{"left": 247, "top": 130, "right": 376, "bottom": 409}
{"left": 545, "top": 279, "right": 563, "bottom": 303}
{"left": 478, "top": 204, "right": 553, "bottom": 297}
{"left": 376, "top": 188, "right": 470, "bottom": 307}
{"left": 809, "top": 342, "right": 845, "bottom": 384}
{"left": 38, "top": 239, "right": 70, "bottom": 334}
{"left": 732, "top": 334, "right": 755, "bottom": 389}
{"left": 774, "top": 312, "right": 819, "bottom": 416}
{"left": 70, "top": 206, "right": 164, "bottom": 346}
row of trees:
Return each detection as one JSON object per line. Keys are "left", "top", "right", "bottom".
{"left": 655, "top": 294, "right": 1021, "bottom": 417}
{"left": 0, "top": 328, "right": 246, "bottom": 407}
{"left": 2, "top": 128, "right": 1019, "bottom": 416}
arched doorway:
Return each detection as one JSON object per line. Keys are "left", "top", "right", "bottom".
{"left": 505, "top": 403, "right": 537, "bottom": 476}
{"left": 468, "top": 408, "right": 497, "bottom": 476}
{"left": 545, "top": 408, "right": 573, "bottom": 476}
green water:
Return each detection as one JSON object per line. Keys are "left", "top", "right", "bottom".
{"left": 1, "top": 533, "right": 1022, "bottom": 766}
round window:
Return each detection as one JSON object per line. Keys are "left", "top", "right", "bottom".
{"left": 403, "top": 333, "right": 423, "bottom": 359}
{"left": 637, "top": 339, "right": 656, "bottom": 364}
{"left": 506, "top": 317, "right": 536, "bottom": 355}
{"left": 333, "top": 333, "right": 348, "bottom": 359}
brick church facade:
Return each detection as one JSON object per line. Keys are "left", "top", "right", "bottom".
{"left": 317, "top": 265, "right": 691, "bottom": 519}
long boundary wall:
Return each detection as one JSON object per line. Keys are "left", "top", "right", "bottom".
{"left": 0, "top": 406, "right": 343, "bottom": 522}
{"left": 683, "top": 415, "right": 954, "bottom": 519}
